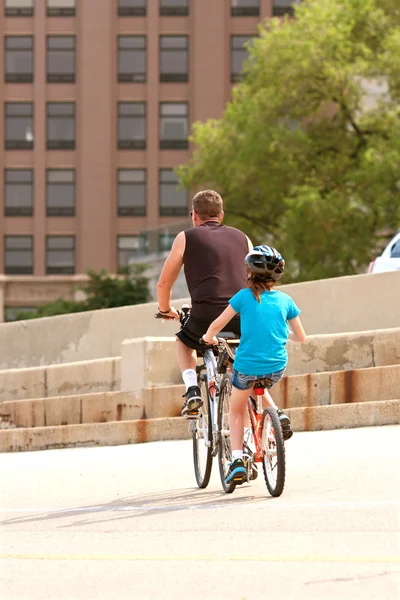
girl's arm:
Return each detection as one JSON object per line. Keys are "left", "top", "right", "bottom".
{"left": 288, "top": 316, "right": 306, "bottom": 343}
{"left": 202, "top": 305, "right": 238, "bottom": 344}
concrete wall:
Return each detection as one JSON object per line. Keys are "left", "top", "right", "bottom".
{"left": 0, "top": 270, "right": 399, "bottom": 371}
{"left": 0, "top": 358, "right": 120, "bottom": 402}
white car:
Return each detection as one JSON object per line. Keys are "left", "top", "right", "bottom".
{"left": 368, "top": 230, "right": 400, "bottom": 273}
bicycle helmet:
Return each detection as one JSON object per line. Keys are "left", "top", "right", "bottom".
{"left": 245, "top": 245, "right": 285, "bottom": 280}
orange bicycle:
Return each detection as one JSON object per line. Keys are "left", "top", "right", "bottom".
{"left": 218, "top": 357, "right": 286, "bottom": 496}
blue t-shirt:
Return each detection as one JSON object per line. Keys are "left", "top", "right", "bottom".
{"left": 229, "top": 288, "right": 301, "bottom": 376}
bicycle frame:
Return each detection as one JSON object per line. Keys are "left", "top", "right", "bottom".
{"left": 247, "top": 392, "right": 265, "bottom": 463}
{"left": 197, "top": 347, "right": 221, "bottom": 454}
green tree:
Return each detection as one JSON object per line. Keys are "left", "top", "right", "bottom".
{"left": 177, "top": 0, "right": 400, "bottom": 281}
{"left": 14, "top": 265, "right": 151, "bottom": 320}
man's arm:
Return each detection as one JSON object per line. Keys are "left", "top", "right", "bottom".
{"left": 156, "top": 231, "right": 185, "bottom": 317}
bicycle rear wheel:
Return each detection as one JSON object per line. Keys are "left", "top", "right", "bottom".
{"left": 261, "top": 407, "right": 286, "bottom": 497}
{"left": 192, "top": 373, "right": 213, "bottom": 488}
{"left": 217, "top": 373, "right": 236, "bottom": 494}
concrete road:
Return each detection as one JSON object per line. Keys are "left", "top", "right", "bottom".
{"left": 1, "top": 425, "right": 399, "bottom": 600}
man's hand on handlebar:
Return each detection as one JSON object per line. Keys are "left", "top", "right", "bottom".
{"left": 157, "top": 307, "right": 180, "bottom": 320}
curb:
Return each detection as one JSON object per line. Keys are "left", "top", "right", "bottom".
{"left": 0, "top": 399, "right": 398, "bottom": 453}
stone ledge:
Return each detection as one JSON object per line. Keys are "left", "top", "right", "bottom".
{"left": 0, "top": 400, "right": 398, "bottom": 453}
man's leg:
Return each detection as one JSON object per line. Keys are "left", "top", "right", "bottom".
{"left": 176, "top": 339, "right": 202, "bottom": 417}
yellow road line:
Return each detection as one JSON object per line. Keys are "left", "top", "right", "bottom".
{"left": 1, "top": 554, "right": 399, "bottom": 563}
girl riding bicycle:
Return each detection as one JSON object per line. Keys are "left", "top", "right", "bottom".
{"left": 202, "top": 245, "right": 306, "bottom": 485}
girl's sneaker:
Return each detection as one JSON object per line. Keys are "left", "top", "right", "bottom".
{"left": 225, "top": 458, "right": 247, "bottom": 485}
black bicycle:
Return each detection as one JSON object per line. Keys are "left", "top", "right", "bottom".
{"left": 155, "top": 306, "right": 240, "bottom": 490}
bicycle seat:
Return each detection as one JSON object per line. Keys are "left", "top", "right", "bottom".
{"left": 253, "top": 377, "right": 274, "bottom": 390}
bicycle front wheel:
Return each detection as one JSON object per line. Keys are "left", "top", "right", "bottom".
{"left": 192, "top": 374, "right": 213, "bottom": 488}
{"left": 261, "top": 407, "right": 286, "bottom": 497}
{"left": 218, "top": 373, "right": 236, "bottom": 494}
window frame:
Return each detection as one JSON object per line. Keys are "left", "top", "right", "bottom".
{"left": 46, "top": 102, "right": 76, "bottom": 150}
{"left": 159, "top": 0, "right": 189, "bottom": 17}
{"left": 46, "top": 235, "right": 76, "bottom": 275}
{"left": 230, "top": 0, "right": 259, "bottom": 17}
{"left": 117, "top": 35, "right": 146, "bottom": 83}
{"left": 4, "top": 234, "right": 33, "bottom": 275}
{"left": 159, "top": 102, "right": 188, "bottom": 150}
{"left": 5, "top": 0, "right": 34, "bottom": 17}
{"left": 118, "top": 0, "right": 146, "bottom": 17}
{"left": 46, "top": 168, "right": 76, "bottom": 217}
{"left": 4, "top": 168, "right": 34, "bottom": 217}
{"left": 272, "top": 1, "right": 298, "bottom": 17}
{"left": 4, "top": 102, "right": 34, "bottom": 150}
{"left": 230, "top": 35, "right": 252, "bottom": 83}
{"left": 158, "top": 231, "right": 176, "bottom": 253}
{"left": 117, "top": 102, "right": 147, "bottom": 150}
{"left": 117, "top": 168, "right": 147, "bottom": 217}
{"left": 47, "top": 0, "right": 76, "bottom": 17}
{"left": 4, "top": 35, "right": 34, "bottom": 83}
{"left": 159, "top": 35, "right": 189, "bottom": 83}
{"left": 159, "top": 168, "right": 188, "bottom": 216}
{"left": 46, "top": 35, "right": 76, "bottom": 83}
{"left": 117, "top": 234, "right": 149, "bottom": 267}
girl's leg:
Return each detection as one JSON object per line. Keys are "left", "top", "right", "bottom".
{"left": 230, "top": 385, "right": 252, "bottom": 458}
{"left": 262, "top": 388, "right": 277, "bottom": 409}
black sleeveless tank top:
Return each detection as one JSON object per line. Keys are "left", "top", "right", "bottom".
{"left": 183, "top": 221, "right": 249, "bottom": 319}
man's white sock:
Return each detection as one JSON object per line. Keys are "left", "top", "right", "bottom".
{"left": 182, "top": 368, "right": 198, "bottom": 390}
{"left": 232, "top": 450, "right": 243, "bottom": 461}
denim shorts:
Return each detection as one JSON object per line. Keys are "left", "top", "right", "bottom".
{"left": 232, "top": 368, "right": 286, "bottom": 391}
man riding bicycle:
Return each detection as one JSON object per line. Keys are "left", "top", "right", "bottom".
{"left": 156, "top": 189, "right": 292, "bottom": 438}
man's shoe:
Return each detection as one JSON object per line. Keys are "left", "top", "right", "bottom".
{"left": 276, "top": 408, "right": 293, "bottom": 441}
{"left": 225, "top": 458, "right": 247, "bottom": 485}
{"left": 181, "top": 386, "right": 203, "bottom": 418}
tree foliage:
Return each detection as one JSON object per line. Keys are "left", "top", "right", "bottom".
{"left": 14, "top": 265, "right": 151, "bottom": 320}
{"left": 177, "top": 0, "right": 400, "bottom": 281}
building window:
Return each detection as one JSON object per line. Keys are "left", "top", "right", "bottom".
{"left": 4, "top": 103, "right": 34, "bottom": 150}
{"left": 159, "top": 103, "right": 188, "bottom": 149}
{"left": 118, "top": 102, "right": 146, "bottom": 150}
{"left": 4, "top": 169, "right": 33, "bottom": 217}
{"left": 5, "top": 36, "right": 33, "bottom": 83}
{"left": 5, "top": 0, "right": 34, "bottom": 17}
{"left": 46, "top": 236, "right": 75, "bottom": 274}
{"left": 272, "top": 0, "right": 300, "bottom": 17}
{"left": 46, "top": 103, "right": 75, "bottom": 150}
{"left": 118, "top": 0, "right": 146, "bottom": 16}
{"left": 118, "top": 36, "right": 146, "bottom": 83}
{"left": 4, "top": 235, "right": 33, "bottom": 274}
{"left": 159, "top": 36, "right": 188, "bottom": 83}
{"left": 118, "top": 169, "right": 146, "bottom": 216}
{"left": 47, "top": 36, "right": 75, "bottom": 83}
{"left": 159, "top": 169, "right": 188, "bottom": 216}
{"left": 117, "top": 235, "right": 148, "bottom": 267}
{"left": 158, "top": 231, "right": 176, "bottom": 253}
{"left": 231, "top": 35, "right": 253, "bottom": 82}
{"left": 160, "top": 0, "right": 189, "bottom": 16}
{"left": 46, "top": 169, "right": 75, "bottom": 216}
{"left": 231, "top": 0, "right": 259, "bottom": 16}
{"left": 47, "top": 0, "right": 75, "bottom": 17}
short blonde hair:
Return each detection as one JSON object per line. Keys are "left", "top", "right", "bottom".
{"left": 192, "top": 190, "right": 223, "bottom": 220}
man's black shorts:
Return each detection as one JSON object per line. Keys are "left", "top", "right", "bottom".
{"left": 176, "top": 316, "right": 241, "bottom": 352}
